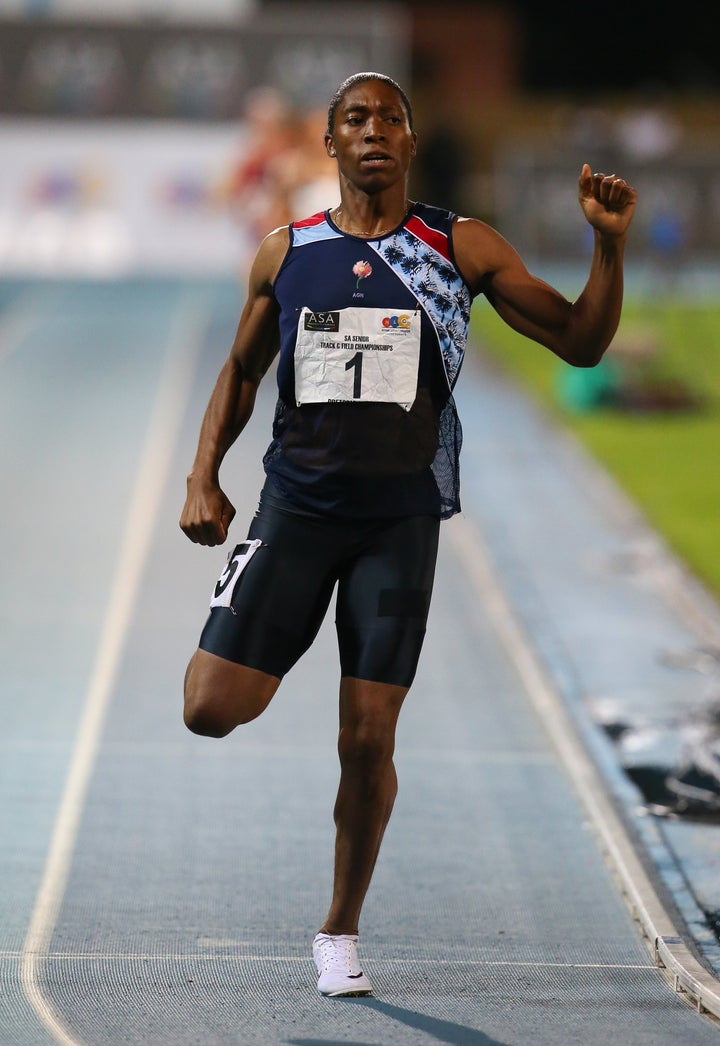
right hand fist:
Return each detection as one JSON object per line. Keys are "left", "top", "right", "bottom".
{"left": 179, "top": 482, "right": 236, "bottom": 546}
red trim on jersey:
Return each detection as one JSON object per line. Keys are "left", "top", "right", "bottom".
{"left": 405, "top": 214, "right": 451, "bottom": 262}
{"left": 292, "top": 211, "right": 327, "bottom": 229}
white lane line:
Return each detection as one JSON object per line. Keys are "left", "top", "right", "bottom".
{"left": 3, "top": 951, "right": 657, "bottom": 970}
{"left": 19, "top": 290, "right": 212, "bottom": 1046}
{"left": 0, "top": 287, "right": 45, "bottom": 365}
{"left": 445, "top": 512, "right": 720, "bottom": 1020}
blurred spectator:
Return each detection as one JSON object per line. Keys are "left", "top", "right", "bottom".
{"left": 615, "top": 100, "right": 682, "bottom": 161}
{"left": 227, "top": 91, "right": 341, "bottom": 277}
{"left": 550, "top": 103, "right": 616, "bottom": 152}
{"left": 648, "top": 205, "right": 685, "bottom": 290}
{"left": 281, "top": 106, "right": 340, "bottom": 219}
{"left": 226, "top": 86, "right": 295, "bottom": 253}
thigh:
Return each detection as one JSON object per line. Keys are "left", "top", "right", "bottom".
{"left": 197, "top": 495, "right": 345, "bottom": 678}
{"left": 336, "top": 515, "right": 440, "bottom": 688}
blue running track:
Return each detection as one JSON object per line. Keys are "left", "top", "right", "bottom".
{"left": 1, "top": 277, "right": 719, "bottom": 1045}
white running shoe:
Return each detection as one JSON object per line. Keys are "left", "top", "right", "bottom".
{"left": 312, "top": 932, "right": 373, "bottom": 997}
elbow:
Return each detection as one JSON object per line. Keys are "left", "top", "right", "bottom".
{"left": 561, "top": 341, "right": 608, "bottom": 369}
{"left": 574, "top": 351, "right": 605, "bottom": 369}
{"left": 545, "top": 324, "right": 608, "bottom": 368}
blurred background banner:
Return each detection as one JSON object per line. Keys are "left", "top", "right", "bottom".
{"left": 1, "top": 0, "right": 719, "bottom": 276}
{"left": 0, "top": 4, "right": 409, "bottom": 118}
{"left": 0, "top": 1, "right": 410, "bottom": 275}
{"left": 0, "top": 121, "right": 249, "bottom": 275}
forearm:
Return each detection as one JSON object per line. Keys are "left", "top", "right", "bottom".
{"left": 565, "top": 229, "right": 627, "bottom": 367}
{"left": 562, "top": 165, "right": 637, "bottom": 366}
{"left": 187, "top": 357, "right": 259, "bottom": 485}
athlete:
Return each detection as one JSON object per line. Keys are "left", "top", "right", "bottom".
{"left": 179, "top": 72, "right": 638, "bottom": 998}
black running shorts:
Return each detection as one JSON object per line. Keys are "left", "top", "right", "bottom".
{"left": 198, "top": 481, "right": 440, "bottom": 687}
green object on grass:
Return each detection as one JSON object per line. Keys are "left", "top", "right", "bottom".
{"left": 472, "top": 299, "right": 720, "bottom": 599}
{"left": 556, "top": 358, "right": 620, "bottom": 412}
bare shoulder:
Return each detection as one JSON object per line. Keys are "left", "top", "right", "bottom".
{"left": 452, "top": 215, "right": 525, "bottom": 296}
{"left": 248, "top": 225, "right": 291, "bottom": 294}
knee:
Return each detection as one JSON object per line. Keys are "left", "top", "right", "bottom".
{"left": 338, "top": 717, "right": 395, "bottom": 769}
{"left": 183, "top": 660, "right": 236, "bottom": 738}
{"left": 183, "top": 699, "right": 233, "bottom": 738}
{"left": 183, "top": 652, "right": 278, "bottom": 738}
{"left": 183, "top": 682, "right": 263, "bottom": 737}
{"left": 183, "top": 676, "right": 234, "bottom": 736}
{"left": 182, "top": 657, "right": 226, "bottom": 737}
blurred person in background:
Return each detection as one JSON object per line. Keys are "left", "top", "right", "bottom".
{"left": 227, "top": 86, "right": 295, "bottom": 263}
{"left": 228, "top": 94, "right": 341, "bottom": 279}
{"left": 282, "top": 105, "right": 342, "bottom": 219}
{"left": 180, "top": 72, "right": 637, "bottom": 999}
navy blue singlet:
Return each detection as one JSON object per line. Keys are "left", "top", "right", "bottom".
{"left": 264, "top": 202, "right": 472, "bottom": 519}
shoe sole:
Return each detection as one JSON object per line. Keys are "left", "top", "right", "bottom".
{"left": 321, "top": 987, "right": 373, "bottom": 997}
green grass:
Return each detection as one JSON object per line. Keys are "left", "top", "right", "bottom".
{"left": 470, "top": 299, "right": 720, "bottom": 600}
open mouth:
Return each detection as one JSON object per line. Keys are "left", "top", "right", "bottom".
{"left": 360, "top": 153, "right": 392, "bottom": 167}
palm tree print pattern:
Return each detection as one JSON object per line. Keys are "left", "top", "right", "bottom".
{"left": 371, "top": 228, "right": 471, "bottom": 390}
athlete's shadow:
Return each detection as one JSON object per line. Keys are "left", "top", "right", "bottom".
{"left": 289, "top": 997, "right": 509, "bottom": 1045}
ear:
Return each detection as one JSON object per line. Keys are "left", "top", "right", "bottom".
{"left": 409, "top": 132, "right": 418, "bottom": 158}
{"left": 324, "top": 133, "right": 336, "bottom": 158}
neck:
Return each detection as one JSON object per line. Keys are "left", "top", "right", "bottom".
{"left": 332, "top": 198, "right": 411, "bottom": 238}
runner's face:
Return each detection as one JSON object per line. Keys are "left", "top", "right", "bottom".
{"left": 325, "top": 80, "right": 416, "bottom": 192}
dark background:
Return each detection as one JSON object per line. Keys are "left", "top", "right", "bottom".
{"left": 258, "top": 0, "right": 719, "bottom": 95}
{"left": 514, "top": 1, "right": 717, "bottom": 93}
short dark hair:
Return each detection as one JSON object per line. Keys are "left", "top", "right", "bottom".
{"left": 327, "top": 72, "right": 414, "bottom": 134}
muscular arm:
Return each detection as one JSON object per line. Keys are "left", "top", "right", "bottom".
{"left": 454, "top": 164, "right": 638, "bottom": 367}
{"left": 179, "top": 227, "right": 288, "bottom": 545}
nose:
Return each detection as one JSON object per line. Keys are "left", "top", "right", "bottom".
{"left": 364, "top": 115, "right": 384, "bottom": 140}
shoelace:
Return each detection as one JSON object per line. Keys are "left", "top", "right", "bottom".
{"left": 316, "top": 935, "right": 359, "bottom": 974}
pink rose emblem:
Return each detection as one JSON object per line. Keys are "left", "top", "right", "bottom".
{"left": 352, "top": 260, "right": 372, "bottom": 288}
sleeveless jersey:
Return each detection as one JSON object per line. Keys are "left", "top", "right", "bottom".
{"left": 264, "top": 202, "right": 472, "bottom": 519}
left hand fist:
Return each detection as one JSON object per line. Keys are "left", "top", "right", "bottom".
{"left": 579, "top": 162, "right": 637, "bottom": 237}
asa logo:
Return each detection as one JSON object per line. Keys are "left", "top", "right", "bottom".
{"left": 304, "top": 310, "right": 340, "bottom": 332}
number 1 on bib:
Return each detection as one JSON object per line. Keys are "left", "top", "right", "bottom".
{"left": 345, "top": 351, "right": 363, "bottom": 398}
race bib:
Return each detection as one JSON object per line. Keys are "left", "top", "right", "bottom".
{"left": 294, "top": 306, "right": 420, "bottom": 411}
{"left": 209, "top": 539, "right": 263, "bottom": 609}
